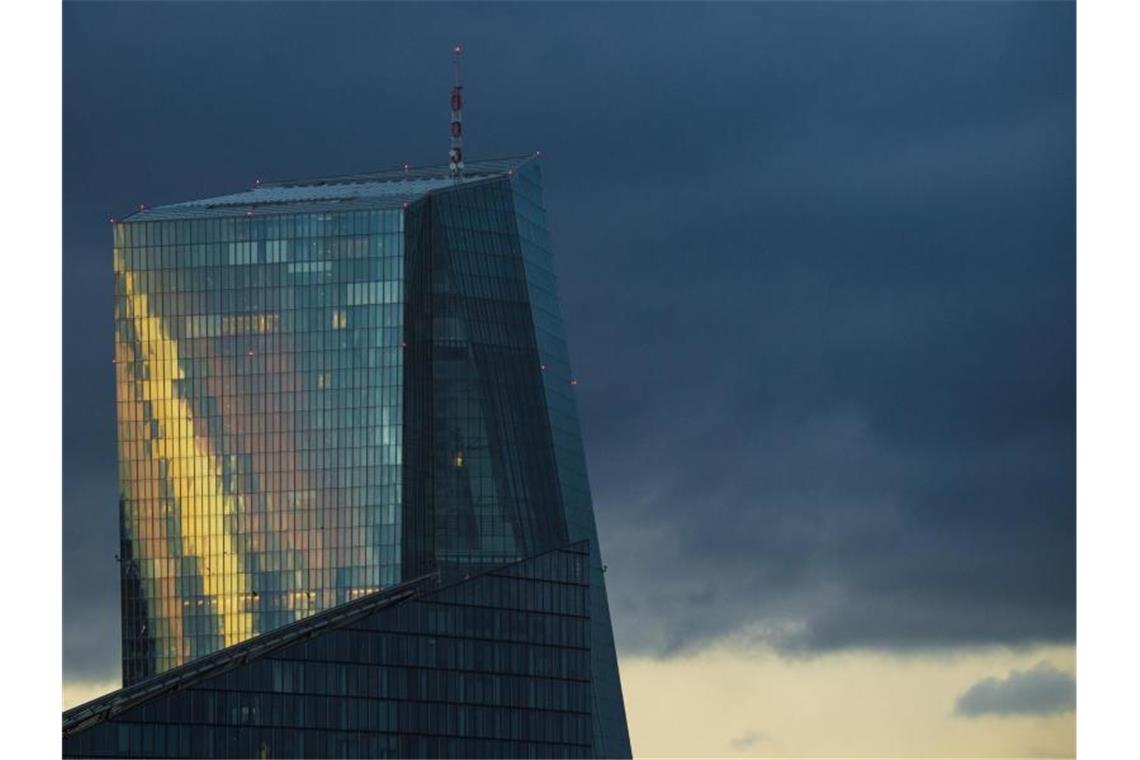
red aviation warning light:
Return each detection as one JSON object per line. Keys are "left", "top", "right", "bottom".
{"left": 449, "top": 44, "right": 464, "bottom": 180}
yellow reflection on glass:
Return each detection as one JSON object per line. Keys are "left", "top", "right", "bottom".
{"left": 121, "top": 269, "right": 254, "bottom": 654}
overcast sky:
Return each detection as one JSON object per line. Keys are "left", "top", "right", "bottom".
{"left": 63, "top": 2, "right": 1075, "bottom": 755}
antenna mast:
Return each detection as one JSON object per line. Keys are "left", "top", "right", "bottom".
{"left": 449, "top": 44, "right": 464, "bottom": 181}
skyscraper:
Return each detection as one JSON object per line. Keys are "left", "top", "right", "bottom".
{"left": 92, "top": 156, "right": 631, "bottom": 756}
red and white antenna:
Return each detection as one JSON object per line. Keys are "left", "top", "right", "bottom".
{"left": 449, "top": 44, "right": 464, "bottom": 180}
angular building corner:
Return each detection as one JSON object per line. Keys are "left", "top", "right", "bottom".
{"left": 81, "top": 156, "right": 631, "bottom": 757}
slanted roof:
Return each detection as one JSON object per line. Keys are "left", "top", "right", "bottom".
{"left": 61, "top": 539, "right": 591, "bottom": 739}
{"left": 61, "top": 571, "right": 441, "bottom": 738}
{"left": 122, "top": 155, "right": 535, "bottom": 222}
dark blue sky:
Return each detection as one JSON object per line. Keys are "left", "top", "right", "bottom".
{"left": 64, "top": 2, "right": 1074, "bottom": 682}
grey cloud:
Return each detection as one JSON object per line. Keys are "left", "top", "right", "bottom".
{"left": 598, "top": 401, "right": 1071, "bottom": 656}
{"left": 64, "top": 1, "right": 1074, "bottom": 677}
{"left": 63, "top": 474, "right": 121, "bottom": 682}
{"left": 954, "top": 661, "right": 1075, "bottom": 717}
{"left": 729, "top": 731, "right": 770, "bottom": 750}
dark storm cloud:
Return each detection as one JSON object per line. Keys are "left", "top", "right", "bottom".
{"left": 955, "top": 662, "right": 1076, "bottom": 717}
{"left": 63, "top": 2, "right": 1074, "bottom": 680}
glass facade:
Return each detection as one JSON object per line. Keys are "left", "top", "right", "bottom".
{"left": 64, "top": 543, "right": 594, "bottom": 759}
{"left": 511, "top": 162, "right": 632, "bottom": 755}
{"left": 114, "top": 210, "right": 406, "bottom": 682}
{"left": 404, "top": 167, "right": 631, "bottom": 755}
{"left": 102, "top": 157, "right": 631, "bottom": 756}
{"left": 402, "top": 176, "right": 569, "bottom": 576}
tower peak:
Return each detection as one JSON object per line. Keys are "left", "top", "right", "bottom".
{"left": 449, "top": 45, "right": 464, "bottom": 180}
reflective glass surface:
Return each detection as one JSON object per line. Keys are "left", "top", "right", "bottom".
{"left": 402, "top": 177, "right": 568, "bottom": 577}
{"left": 64, "top": 543, "right": 593, "bottom": 759}
{"left": 104, "top": 159, "right": 631, "bottom": 757}
{"left": 510, "top": 162, "right": 633, "bottom": 757}
{"left": 114, "top": 210, "right": 405, "bottom": 683}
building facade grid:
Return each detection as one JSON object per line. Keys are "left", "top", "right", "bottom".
{"left": 115, "top": 209, "right": 406, "bottom": 682}
{"left": 64, "top": 544, "right": 594, "bottom": 759}
{"left": 91, "top": 157, "right": 632, "bottom": 756}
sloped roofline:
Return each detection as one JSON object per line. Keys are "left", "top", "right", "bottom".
{"left": 63, "top": 538, "right": 588, "bottom": 738}
{"left": 62, "top": 571, "right": 440, "bottom": 737}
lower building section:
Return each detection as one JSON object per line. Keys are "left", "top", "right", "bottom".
{"left": 64, "top": 542, "right": 595, "bottom": 758}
